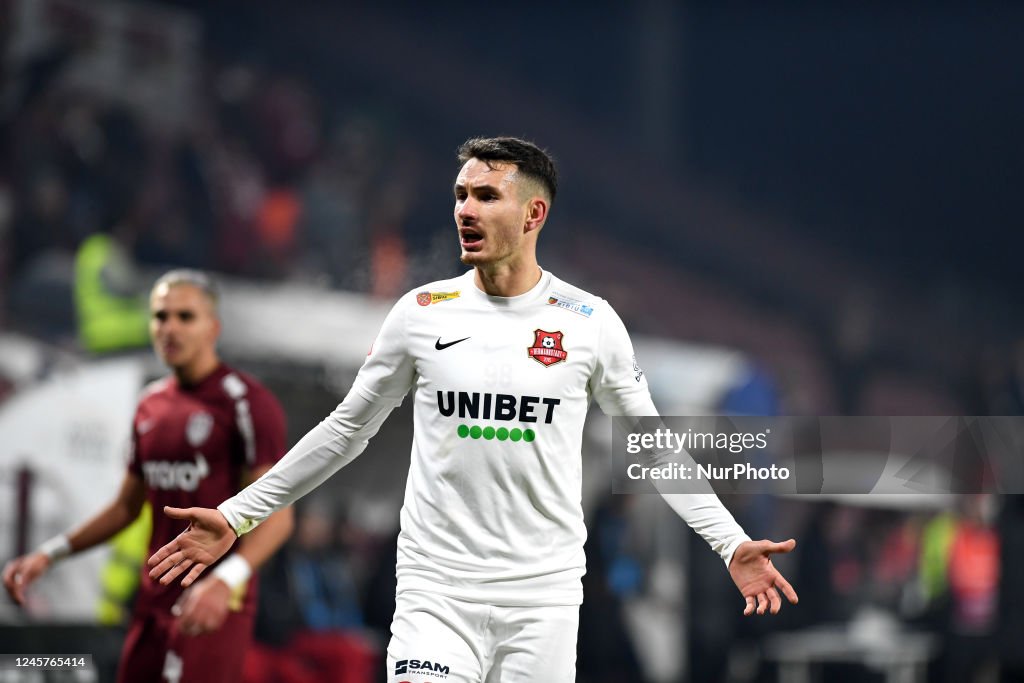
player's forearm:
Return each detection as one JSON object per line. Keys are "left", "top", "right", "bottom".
{"left": 235, "top": 506, "right": 294, "bottom": 571}
{"left": 218, "top": 388, "right": 398, "bottom": 534}
{"left": 641, "top": 424, "right": 751, "bottom": 565}
{"left": 611, "top": 398, "right": 751, "bottom": 566}
{"left": 65, "top": 497, "right": 144, "bottom": 555}
{"left": 641, "top": 427, "right": 750, "bottom": 563}
{"left": 218, "top": 421, "right": 363, "bottom": 534}
{"left": 659, "top": 492, "right": 750, "bottom": 566}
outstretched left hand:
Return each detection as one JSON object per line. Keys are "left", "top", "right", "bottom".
{"left": 728, "top": 538, "right": 799, "bottom": 616}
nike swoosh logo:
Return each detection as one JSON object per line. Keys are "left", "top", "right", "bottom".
{"left": 435, "top": 336, "right": 470, "bottom": 350}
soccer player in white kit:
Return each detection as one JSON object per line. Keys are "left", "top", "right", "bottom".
{"left": 148, "top": 137, "right": 799, "bottom": 682}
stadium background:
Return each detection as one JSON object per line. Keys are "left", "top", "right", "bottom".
{"left": 1, "top": 1, "right": 1021, "bottom": 681}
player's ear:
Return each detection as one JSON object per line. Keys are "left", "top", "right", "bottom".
{"left": 524, "top": 196, "right": 548, "bottom": 234}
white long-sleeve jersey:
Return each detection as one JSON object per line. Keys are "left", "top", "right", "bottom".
{"left": 219, "top": 269, "right": 749, "bottom": 606}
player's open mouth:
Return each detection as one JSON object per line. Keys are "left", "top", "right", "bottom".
{"left": 460, "top": 228, "right": 483, "bottom": 248}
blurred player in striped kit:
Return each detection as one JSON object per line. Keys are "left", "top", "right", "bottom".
{"left": 3, "top": 269, "right": 294, "bottom": 683}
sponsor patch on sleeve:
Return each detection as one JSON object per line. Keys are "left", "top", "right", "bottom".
{"left": 547, "top": 292, "right": 594, "bottom": 317}
{"left": 416, "top": 290, "right": 461, "bottom": 306}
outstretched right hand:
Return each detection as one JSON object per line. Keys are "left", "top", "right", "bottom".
{"left": 2, "top": 553, "right": 50, "bottom": 606}
{"left": 147, "top": 507, "right": 235, "bottom": 588}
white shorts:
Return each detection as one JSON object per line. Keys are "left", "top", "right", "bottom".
{"left": 386, "top": 590, "right": 579, "bottom": 683}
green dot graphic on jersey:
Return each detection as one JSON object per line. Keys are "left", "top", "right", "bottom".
{"left": 456, "top": 425, "right": 537, "bottom": 442}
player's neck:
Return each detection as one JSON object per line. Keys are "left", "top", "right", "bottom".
{"left": 173, "top": 354, "right": 221, "bottom": 386}
{"left": 474, "top": 260, "right": 542, "bottom": 298}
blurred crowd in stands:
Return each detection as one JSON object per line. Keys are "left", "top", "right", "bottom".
{"left": 3, "top": 1, "right": 1022, "bottom": 416}
{"left": 1, "top": 50, "right": 426, "bottom": 312}
{"left": 2, "top": 1, "right": 1023, "bottom": 682}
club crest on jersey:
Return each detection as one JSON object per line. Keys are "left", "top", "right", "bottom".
{"left": 186, "top": 411, "right": 214, "bottom": 447}
{"left": 416, "top": 290, "right": 461, "bottom": 307}
{"left": 528, "top": 330, "right": 567, "bottom": 367}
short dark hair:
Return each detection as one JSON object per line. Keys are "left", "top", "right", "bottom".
{"left": 456, "top": 136, "right": 558, "bottom": 202}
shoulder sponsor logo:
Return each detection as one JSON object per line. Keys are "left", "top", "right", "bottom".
{"left": 416, "top": 290, "right": 461, "bottom": 306}
{"left": 633, "top": 354, "right": 644, "bottom": 382}
{"left": 547, "top": 292, "right": 594, "bottom": 317}
{"left": 186, "top": 411, "right": 214, "bottom": 447}
{"left": 528, "top": 329, "right": 567, "bottom": 367}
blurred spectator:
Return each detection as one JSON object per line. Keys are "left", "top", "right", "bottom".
{"left": 918, "top": 510, "right": 956, "bottom": 618}
{"left": 578, "top": 494, "right": 644, "bottom": 683}
{"left": 937, "top": 495, "right": 1000, "bottom": 683}
{"left": 254, "top": 187, "right": 303, "bottom": 277}
{"left": 73, "top": 228, "right": 149, "bottom": 353}
{"left": 989, "top": 343, "right": 1024, "bottom": 682}
{"left": 796, "top": 504, "right": 868, "bottom": 626}
{"left": 688, "top": 366, "right": 786, "bottom": 682}
{"left": 247, "top": 502, "right": 376, "bottom": 683}
{"left": 296, "top": 116, "right": 387, "bottom": 291}
{"left": 687, "top": 510, "right": 744, "bottom": 683}
{"left": 289, "top": 502, "right": 364, "bottom": 633}
{"left": 133, "top": 137, "right": 216, "bottom": 271}
{"left": 11, "top": 167, "right": 71, "bottom": 275}
{"left": 871, "top": 512, "right": 922, "bottom": 612}
{"left": 823, "top": 286, "right": 878, "bottom": 414}
{"left": 294, "top": 132, "right": 366, "bottom": 288}
{"left": 997, "top": 495, "right": 1024, "bottom": 683}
